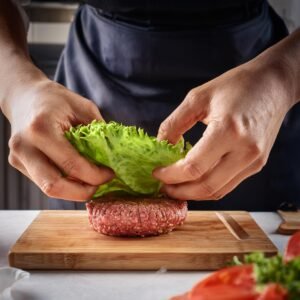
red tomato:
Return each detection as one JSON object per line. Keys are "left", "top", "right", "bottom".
{"left": 284, "top": 231, "right": 300, "bottom": 262}
{"left": 189, "top": 284, "right": 258, "bottom": 300}
{"left": 192, "top": 265, "right": 255, "bottom": 289}
{"left": 258, "top": 284, "right": 288, "bottom": 300}
{"left": 188, "top": 265, "right": 258, "bottom": 300}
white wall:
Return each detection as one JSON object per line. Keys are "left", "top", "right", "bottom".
{"left": 27, "top": 22, "right": 71, "bottom": 44}
{"left": 269, "top": 0, "right": 300, "bottom": 32}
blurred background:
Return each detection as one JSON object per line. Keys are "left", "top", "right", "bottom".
{"left": 0, "top": 0, "right": 300, "bottom": 209}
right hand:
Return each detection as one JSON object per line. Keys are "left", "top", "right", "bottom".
{"left": 4, "top": 78, "right": 114, "bottom": 201}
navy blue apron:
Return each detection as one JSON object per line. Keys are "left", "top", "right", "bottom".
{"left": 51, "top": 1, "right": 300, "bottom": 211}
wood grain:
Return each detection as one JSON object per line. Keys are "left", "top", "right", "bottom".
{"left": 9, "top": 210, "right": 277, "bottom": 270}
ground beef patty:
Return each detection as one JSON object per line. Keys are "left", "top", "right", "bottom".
{"left": 86, "top": 198, "right": 188, "bottom": 237}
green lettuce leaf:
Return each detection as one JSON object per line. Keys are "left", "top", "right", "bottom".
{"left": 65, "top": 120, "right": 191, "bottom": 198}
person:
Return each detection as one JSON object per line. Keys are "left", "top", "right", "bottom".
{"left": 0, "top": 0, "right": 299, "bottom": 211}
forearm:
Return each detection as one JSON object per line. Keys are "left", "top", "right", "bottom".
{"left": 0, "top": 0, "right": 46, "bottom": 118}
{"left": 254, "top": 28, "right": 300, "bottom": 107}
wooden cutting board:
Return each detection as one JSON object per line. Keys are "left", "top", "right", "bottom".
{"left": 9, "top": 210, "right": 277, "bottom": 270}
{"left": 277, "top": 210, "right": 300, "bottom": 235}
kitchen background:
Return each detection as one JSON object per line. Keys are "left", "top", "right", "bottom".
{"left": 0, "top": 0, "right": 299, "bottom": 209}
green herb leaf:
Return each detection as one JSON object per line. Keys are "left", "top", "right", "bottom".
{"left": 231, "top": 252, "right": 300, "bottom": 299}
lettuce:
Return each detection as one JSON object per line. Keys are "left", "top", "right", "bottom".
{"left": 65, "top": 121, "right": 191, "bottom": 198}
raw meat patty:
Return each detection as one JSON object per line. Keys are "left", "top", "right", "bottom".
{"left": 86, "top": 198, "right": 188, "bottom": 237}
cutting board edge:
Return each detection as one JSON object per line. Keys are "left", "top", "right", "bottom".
{"left": 9, "top": 249, "right": 278, "bottom": 271}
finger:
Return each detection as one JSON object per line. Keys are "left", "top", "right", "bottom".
{"left": 162, "top": 151, "right": 255, "bottom": 200}
{"left": 212, "top": 158, "right": 265, "bottom": 199}
{"left": 55, "top": 98, "right": 103, "bottom": 133}
{"left": 153, "top": 121, "right": 231, "bottom": 184}
{"left": 8, "top": 153, "right": 32, "bottom": 180}
{"left": 19, "top": 143, "right": 97, "bottom": 201}
{"left": 76, "top": 99, "right": 103, "bottom": 124}
{"left": 157, "top": 88, "right": 209, "bottom": 143}
{"left": 33, "top": 131, "right": 114, "bottom": 186}
{"left": 53, "top": 84, "right": 103, "bottom": 125}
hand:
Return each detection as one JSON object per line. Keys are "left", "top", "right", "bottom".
{"left": 153, "top": 58, "right": 294, "bottom": 201}
{"left": 5, "top": 79, "right": 114, "bottom": 201}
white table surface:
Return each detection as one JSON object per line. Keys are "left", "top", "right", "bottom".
{"left": 0, "top": 211, "right": 289, "bottom": 300}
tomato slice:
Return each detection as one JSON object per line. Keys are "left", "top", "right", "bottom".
{"left": 189, "top": 284, "right": 258, "bottom": 300}
{"left": 188, "top": 265, "right": 258, "bottom": 300}
{"left": 192, "top": 265, "right": 255, "bottom": 289}
{"left": 258, "top": 284, "right": 288, "bottom": 300}
{"left": 284, "top": 231, "right": 300, "bottom": 262}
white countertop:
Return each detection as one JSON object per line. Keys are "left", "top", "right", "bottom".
{"left": 0, "top": 211, "right": 289, "bottom": 300}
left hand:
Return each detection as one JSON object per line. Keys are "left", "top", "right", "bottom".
{"left": 153, "top": 57, "right": 294, "bottom": 201}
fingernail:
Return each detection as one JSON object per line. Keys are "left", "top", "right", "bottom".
{"left": 157, "top": 135, "right": 165, "bottom": 142}
{"left": 106, "top": 171, "right": 115, "bottom": 180}
{"left": 152, "top": 167, "right": 166, "bottom": 179}
{"left": 100, "top": 167, "right": 115, "bottom": 181}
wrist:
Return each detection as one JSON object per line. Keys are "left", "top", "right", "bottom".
{"left": 0, "top": 53, "right": 48, "bottom": 120}
{"left": 265, "top": 56, "right": 296, "bottom": 109}
{"left": 253, "top": 29, "right": 300, "bottom": 108}
{"left": 248, "top": 50, "right": 297, "bottom": 113}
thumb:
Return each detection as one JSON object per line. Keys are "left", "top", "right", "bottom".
{"left": 157, "top": 88, "right": 208, "bottom": 144}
